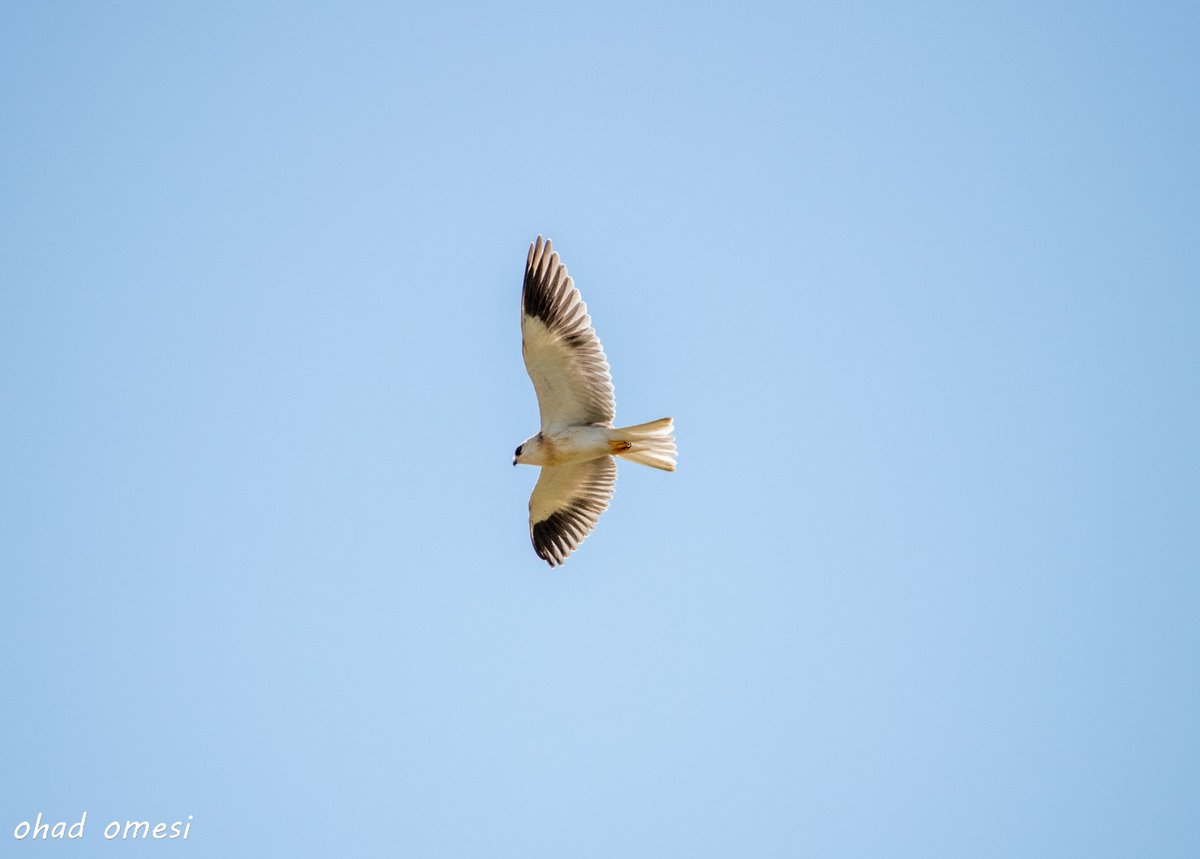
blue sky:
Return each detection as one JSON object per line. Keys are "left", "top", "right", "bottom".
{"left": 2, "top": 2, "right": 1197, "bottom": 856}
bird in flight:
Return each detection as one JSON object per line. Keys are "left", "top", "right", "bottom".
{"left": 514, "top": 236, "right": 676, "bottom": 567}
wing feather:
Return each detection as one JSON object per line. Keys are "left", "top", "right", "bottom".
{"left": 528, "top": 457, "right": 617, "bottom": 567}
{"left": 521, "top": 236, "right": 616, "bottom": 430}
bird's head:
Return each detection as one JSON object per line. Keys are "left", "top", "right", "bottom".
{"left": 513, "top": 434, "right": 540, "bottom": 466}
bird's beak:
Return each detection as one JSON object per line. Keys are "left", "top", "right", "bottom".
{"left": 512, "top": 458, "right": 517, "bottom": 467}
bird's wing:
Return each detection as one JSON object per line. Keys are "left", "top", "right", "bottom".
{"left": 521, "top": 236, "right": 616, "bottom": 431}
{"left": 528, "top": 457, "right": 617, "bottom": 567}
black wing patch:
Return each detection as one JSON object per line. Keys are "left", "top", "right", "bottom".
{"left": 523, "top": 236, "right": 588, "bottom": 347}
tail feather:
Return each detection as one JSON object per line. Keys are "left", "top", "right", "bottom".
{"left": 610, "top": 417, "right": 676, "bottom": 472}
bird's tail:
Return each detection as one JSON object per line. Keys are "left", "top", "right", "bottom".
{"left": 609, "top": 417, "right": 676, "bottom": 472}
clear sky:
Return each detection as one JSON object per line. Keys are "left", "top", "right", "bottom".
{"left": 2, "top": 2, "right": 1197, "bottom": 856}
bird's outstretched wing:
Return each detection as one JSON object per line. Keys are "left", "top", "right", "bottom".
{"left": 528, "top": 457, "right": 617, "bottom": 567}
{"left": 522, "top": 236, "right": 615, "bottom": 431}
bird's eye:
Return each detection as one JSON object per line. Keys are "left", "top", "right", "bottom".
{"left": 515, "top": 445, "right": 523, "bottom": 456}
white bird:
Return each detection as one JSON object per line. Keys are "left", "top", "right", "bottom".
{"left": 514, "top": 236, "right": 676, "bottom": 567}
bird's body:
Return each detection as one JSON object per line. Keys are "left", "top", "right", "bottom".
{"left": 514, "top": 236, "right": 676, "bottom": 567}
{"left": 514, "top": 425, "right": 615, "bottom": 468}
